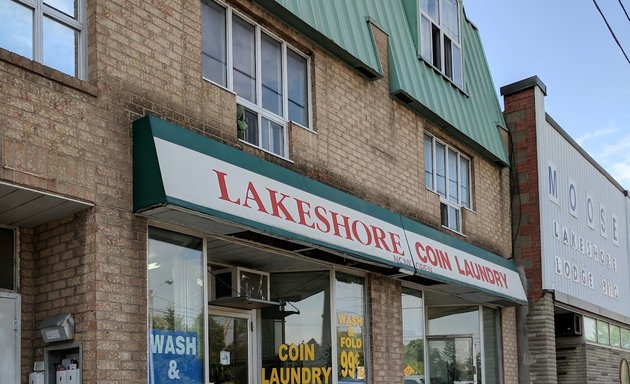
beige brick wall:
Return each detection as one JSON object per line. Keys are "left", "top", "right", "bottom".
{"left": 369, "top": 275, "right": 403, "bottom": 384}
{"left": 502, "top": 307, "right": 519, "bottom": 383}
{"left": 0, "top": 0, "right": 514, "bottom": 383}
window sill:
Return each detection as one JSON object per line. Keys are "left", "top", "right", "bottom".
{"left": 441, "top": 225, "right": 466, "bottom": 238}
{"left": 237, "top": 138, "right": 294, "bottom": 164}
{"left": 290, "top": 120, "right": 316, "bottom": 134}
{"left": 202, "top": 76, "right": 237, "bottom": 96}
{"left": 0, "top": 48, "right": 98, "bottom": 97}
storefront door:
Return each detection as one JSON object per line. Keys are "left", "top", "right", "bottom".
{"left": 0, "top": 293, "right": 19, "bottom": 384}
{"left": 427, "top": 336, "right": 475, "bottom": 384}
{"left": 208, "top": 308, "right": 254, "bottom": 384}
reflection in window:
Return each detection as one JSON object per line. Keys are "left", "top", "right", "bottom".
{"left": 336, "top": 273, "right": 367, "bottom": 383}
{"left": 610, "top": 325, "right": 621, "bottom": 348}
{"left": 261, "top": 33, "right": 282, "bottom": 116}
{"left": 483, "top": 307, "right": 500, "bottom": 384}
{"left": 0, "top": 0, "right": 85, "bottom": 78}
{"left": 427, "top": 306, "right": 481, "bottom": 383}
{"left": 201, "top": 0, "right": 227, "bottom": 86}
{"left": 148, "top": 227, "right": 204, "bottom": 383}
{"left": 43, "top": 16, "right": 77, "bottom": 77}
{"left": 261, "top": 272, "right": 331, "bottom": 383}
{"left": 583, "top": 316, "right": 597, "bottom": 342}
{"left": 424, "top": 134, "right": 471, "bottom": 232}
{"left": 287, "top": 49, "right": 308, "bottom": 127}
{"left": 201, "top": 1, "right": 311, "bottom": 157}
{"left": 622, "top": 328, "right": 630, "bottom": 349}
{"left": 0, "top": 0, "right": 33, "bottom": 59}
{"left": 232, "top": 15, "right": 256, "bottom": 103}
{"left": 597, "top": 320, "right": 610, "bottom": 345}
{"left": 419, "top": 0, "right": 463, "bottom": 87}
{"left": 44, "top": 0, "right": 76, "bottom": 18}
{"left": 402, "top": 289, "right": 424, "bottom": 379}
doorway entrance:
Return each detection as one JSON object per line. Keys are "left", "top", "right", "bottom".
{"left": 0, "top": 293, "right": 19, "bottom": 384}
{"left": 427, "top": 335, "right": 475, "bottom": 384}
{"left": 208, "top": 308, "right": 254, "bottom": 384}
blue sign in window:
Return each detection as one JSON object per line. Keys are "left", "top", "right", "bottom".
{"left": 149, "top": 330, "right": 202, "bottom": 384}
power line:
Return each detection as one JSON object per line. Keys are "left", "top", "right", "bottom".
{"left": 593, "top": 0, "right": 630, "bottom": 65}
{"left": 619, "top": 0, "right": 630, "bottom": 23}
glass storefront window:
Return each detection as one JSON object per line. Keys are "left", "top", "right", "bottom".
{"left": 148, "top": 227, "right": 205, "bottom": 384}
{"left": 261, "top": 272, "right": 332, "bottom": 384}
{"left": 623, "top": 328, "right": 630, "bottom": 350}
{"left": 584, "top": 316, "right": 597, "bottom": 342}
{"left": 427, "top": 306, "right": 480, "bottom": 384}
{"left": 597, "top": 320, "right": 610, "bottom": 345}
{"left": 482, "top": 307, "right": 500, "bottom": 384}
{"left": 610, "top": 325, "right": 621, "bottom": 348}
{"left": 402, "top": 288, "right": 424, "bottom": 383}
{"left": 336, "top": 273, "right": 367, "bottom": 384}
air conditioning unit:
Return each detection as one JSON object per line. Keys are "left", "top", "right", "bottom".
{"left": 210, "top": 267, "right": 270, "bottom": 302}
{"left": 555, "top": 313, "right": 582, "bottom": 337}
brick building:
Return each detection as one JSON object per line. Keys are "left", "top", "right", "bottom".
{"left": 502, "top": 76, "right": 630, "bottom": 383}
{"left": 1, "top": 1, "right": 526, "bottom": 383}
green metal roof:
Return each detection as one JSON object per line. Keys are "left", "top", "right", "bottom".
{"left": 254, "top": 0, "right": 508, "bottom": 165}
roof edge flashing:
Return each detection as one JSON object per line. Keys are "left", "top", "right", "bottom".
{"left": 500, "top": 75, "right": 548, "bottom": 96}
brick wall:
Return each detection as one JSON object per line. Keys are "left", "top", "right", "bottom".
{"left": 526, "top": 293, "right": 558, "bottom": 383}
{"left": 585, "top": 344, "right": 630, "bottom": 383}
{"left": 369, "top": 275, "right": 403, "bottom": 384}
{"left": 501, "top": 307, "right": 519, "bottom": 383}
{"left": 1, "top": 0, "right": 515, "bottom": 383}
{"left": 503, "top": 86, "right": 543, "bottom": 300}
{"left": 556, "top": 343, "right": 586, "bottom": 383}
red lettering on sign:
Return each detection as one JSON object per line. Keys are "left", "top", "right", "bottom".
{"left": 213, "top": 170, "right": 241, "bottom": 204}
{"left": 294, "top": 198, "right": 315, "bottom": 229}
{"left": 267, "top": 189, "right": 296, "bottom": 223}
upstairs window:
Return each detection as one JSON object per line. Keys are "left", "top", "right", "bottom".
{"left": 201, "top": 0, "right": 311, "bottom": 158}
{"left": 419, "top": 0, "right": 462, "bottom": 87}
{"left": 0, "top": 0, "right": 87, "bottom": 79}
{"left": 424, "top": 134, "right": 471, "bottom": 233}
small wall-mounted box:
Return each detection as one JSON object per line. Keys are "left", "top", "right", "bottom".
{"left": 41, "top": 313, "right": 75, "bottom": 343}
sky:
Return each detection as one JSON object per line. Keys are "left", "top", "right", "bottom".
{"left": 464, "top": 0, "right": 630, "bottom": 189}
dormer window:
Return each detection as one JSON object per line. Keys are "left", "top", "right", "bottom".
{"left": 419, "top": 0, "right": 463, "bottom": 87}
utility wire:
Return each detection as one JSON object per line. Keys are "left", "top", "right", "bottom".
{"left": 619, "top": 0, "right": 630, "bottom": 22}
{"left": 593, "top": 0, "right": 630, "bottom": 65}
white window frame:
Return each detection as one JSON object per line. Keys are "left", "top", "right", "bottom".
{"left": 202, "top": 1, "right": 312, "bottom": 159}
{"left": 419, "top": 0, "right": 463, "bottom": 88}
{"left": 424, "top": 134, "right": 472, "bottom": 233}
{"left": 7, "top": 0, "right": 87, "bottom": 79}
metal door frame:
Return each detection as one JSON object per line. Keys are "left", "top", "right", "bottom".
{"left": 426, "top": 334, "right": 476, "bottom": 384}
{"left": 208, "top": 306, "right": 257, "bottom": 384}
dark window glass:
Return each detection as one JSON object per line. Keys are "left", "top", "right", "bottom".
{"left": 261, "top": 33, "right": 282, "bottom": 116}
{"left": 287, "top": 49, "right": 308, "bottom": 127}
{"left": 232, "top": 15, "right": 256, "bottom": 103}
{"left": 431, "top": 24, "right": 441, "bottom": 70}
{"left": 0, "top": 228, "right": 15, "bottom": 290}
{"left": 261, "top": 117, "right": 284, "bottom": 156}
{"left": 240, "top": 107, "right": 258, "bottom": 147}
{"left": 444, "top": 36, "right": 453, "bottom": 80}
